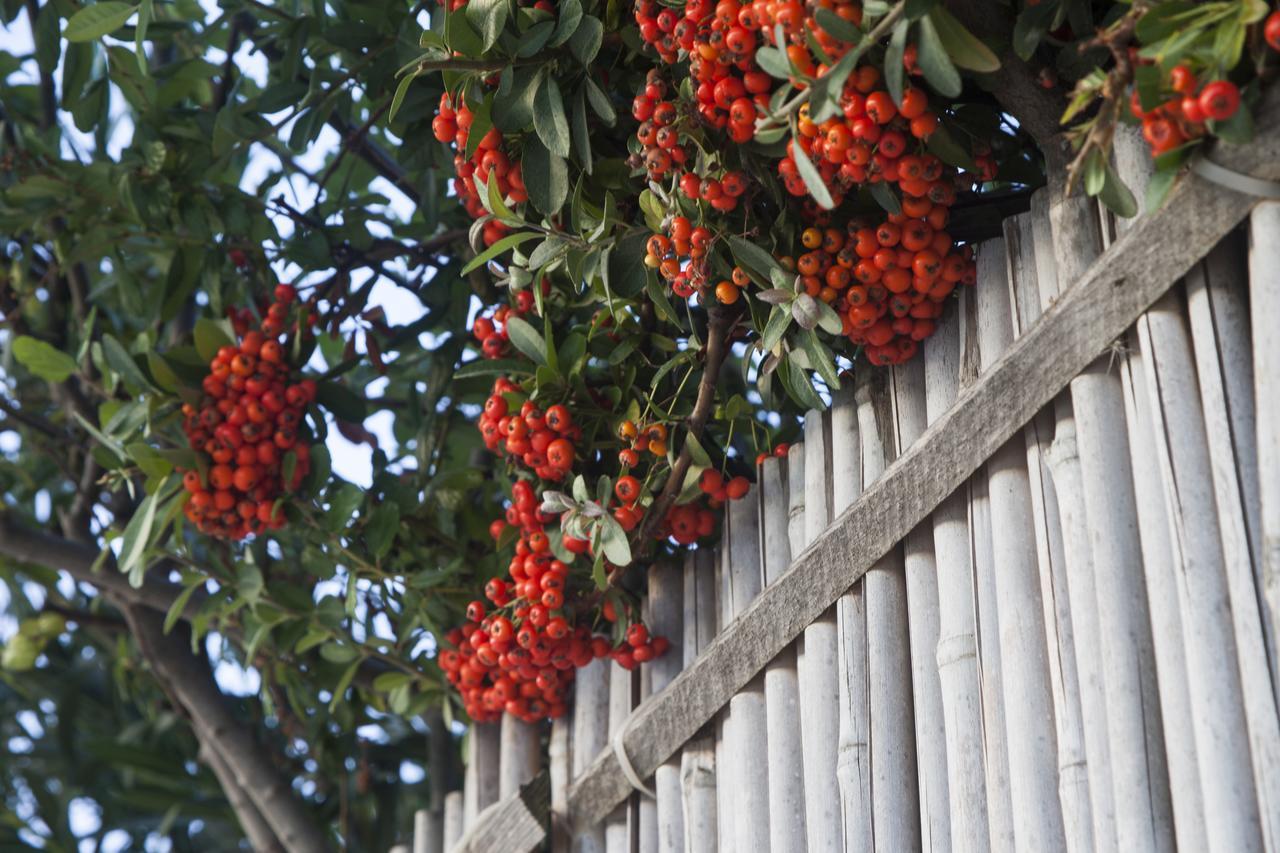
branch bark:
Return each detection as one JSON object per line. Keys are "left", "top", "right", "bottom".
{"left": 201, "top": 743, "right": 287, "bottom": 853}
{"left": 122, "top": 604, "right": 335, "bottom": 853}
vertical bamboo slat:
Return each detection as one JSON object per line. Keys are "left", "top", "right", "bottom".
{"left": 830, "top": 392, "right": 872, "bottom": 851}
{"left": 464, "top": 723, "right": 501, "bottom": 827}
{"left": 571, "top": 659, "right": 609, "bottom": 853}
{"left": 637, "top": 650, "right": 656, "bottom": 851}
{"left": 1185, "top": 241, "right": 1280, "bottom": 849}
{"left": 680, "top": 549, "right": 718, "bottom": 853}
{"left": 499, "top": 717, "right": 541, "bottom": 800}
{"left": 759, "top": 455, "right": 807, "bottom": 853}
{"left": 549, "top": 719, "right": 570, "bottom": 853}
{"left": 1006, "top": 208, "right": 1100, "bottom": 853}
{"left": 796, "top": 412, "right": 844, "bottom": 853}
{"left": 961, "top": 265, "right": 1015, "bottom": 853}
{"left": 1252, "top": 202, "right": 1280, "bottom": 704}
{"left": 443, "top": 791, "right": 464, "bottom": 850}
{"left": 605, "top": 665, "right": 633, "bottom": 853}
{"left": 725, "top": 487, "right": 770, "bottom": 851}
{"left": 857, "top": 370, "right": 921, "bottom": 851}
{"left": 647, "top": 559, "right": 684, "bottom": 852}
{"left": 413, "top": 809, "right": 439, "bottom": 853}
{"left": 1137, "top": 290, "right": 1263, "bottom": 853}
{"left": 924, "top": 300, "right": 991, "bottom": 853}
{"left": 890, "top": 357, "right": 950, "bottom": 852}
{"left": 975, "top": 237, "right": 1067, "bottom": 853}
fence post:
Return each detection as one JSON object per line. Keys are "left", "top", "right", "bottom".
{"left": 1136, "top": 291, "right": 1264, "bottom": 852}
{"left": 1015, "top": 204, "right": 1108, "bottom": 853}
{"left": 974, "top": 237, "right": 1067, "bottom": 852}
{"left": 1185, "top": 240, "right": 1280, "bottom": 847}
{"left": 647, "top": 559, "right": 684, "bottom": 852}
{"left": 724, "top": 485, "right": 770, "bottom": 850}
{"left": 549, "top": 717, "right": 570, "bottom": 853}
{"left": 924, "top": 289, "right": 990, "bottom": 853}
{"left": 856, "top": 369, "right": 921, "bottom": 851}
{"left": 890, "top": 355, "right": 950, "bottom": 851}
{"left": 829, "top": 390, "right": 871, "bottom": 851}
{"left": 1110, "top": 129, "right": 1209, "bottom": 853}
{"left": 759, "top": 455, "right": 807, "bottom": 853}
{"left": 464, "top": 723, "right": 501, "bottom": 828}
{"left": 443, "top": 791, "right": 464, "bottom": 850}
{"left": 796, "top": 411, "right": 844, "bottom": 853}
{"left": 604, "top": 665, "right": 633, "bottom": 853}
{"left": 500, "top": 717, "right": 541, "bottom": 800}
{"left": 1252, "top": 202, "right": 1280, "bottom": 705}
{"left": 680, "top": 549, "right": 718, "bottom": 853}
{"left": 570, "top": 658, "right": 609, "bottom": 853}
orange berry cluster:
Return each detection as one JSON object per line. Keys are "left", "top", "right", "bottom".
{"left": 1131, "top": 64, "right": 1239, "bottom": 157}
{"left": 478, "top": 378, "right": 582, "bottom": 482}
{"left": 432, "top": 93, "right": 523, "bottom": 247}
{"left": 472, "top": 306, "right": 512, "bottom": 359}
{"left": 179, "top": 285, "right": 317, "bottom": 539}
{"left": 441, "top": 479, "right": 667, "bottom": 722}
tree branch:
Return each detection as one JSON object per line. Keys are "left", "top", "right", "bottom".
{"left": 122, "top": 604, "right": 334, "bottom": 853}
{"left": 326, "top": 115, "right": 422, "bottom": 205}
{"left": 200, "top": 740, "right": 287, "bottom": 852}
{"left": 627, "top": 306, "right": 737, "bottom": 570}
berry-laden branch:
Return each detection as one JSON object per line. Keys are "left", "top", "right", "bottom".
{"left": 629, "top": 304, "right": 738, "bottom": 562}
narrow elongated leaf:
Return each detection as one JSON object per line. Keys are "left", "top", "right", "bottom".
{"left": 569, "top": 15, "right": 604, "bottom": 64}
{"left": 193, "top": 317, "right": 234, "bottom": 362}
{"left": 12, "top": 336, "right": 78, "bottom": 382}
{"left": 465, "top": 0, "right": 508, "bottom": 51}
{"left": 65, "top": 2, "right": 137, "bottom": 42}
{"left": 505, "top": 315, "right": 549, "bottom": 365}
{"left": 523, "top": 137, "right": 569, "bottom": 215}
{"left": 533, "top": 75, "right": 572, "bottom": 158}
{"left": 916, "top": 16, "right": 962, "bottom": 97}
{"left": 583, "top": 75, "right": 615, "bottom": 124}
{"left": 791, "top": 141, "right": 834, "bottom": 209}
{"left": 461, "top": 231, "right": 540, "bottom": 274}
{"left": 928, "top": 6, "right": 1000, "bottom": 72}
{"left": 886, "top": 20, "right": 909, "bottom": 105}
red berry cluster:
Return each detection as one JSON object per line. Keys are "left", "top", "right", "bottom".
{"left": 478, "top": 378, "right": 582, "bottom": 482}
{"left": 432, "top": 93, "right": 523, "bottom": 247}
{"left": 179, "top": 285, "right": 317, "bottom": 539}
{"left": 440, "top": 479, "right": 667, "bottom": 722}
{"left": 630, "top": 74, "right": 693, "bottom": 181}
{"left": 1130, "top": 64, "right": 1241, "bottom": 157}
{"left": 472, "top": 306, "right": 513, "bottom": 359}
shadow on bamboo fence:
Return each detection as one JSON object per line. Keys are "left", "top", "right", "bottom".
{"left": 398, "top": 99, "right": 1280, "bottom": 853}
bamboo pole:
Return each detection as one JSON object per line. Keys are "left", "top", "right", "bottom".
{"left": 1136, "top": 290, "right": 1263, "bottom": 852}
{"left": 500, "top": 717, "right": 541, "bottom": 801}
{"left": 549, "top": 718, "right": 570, "bottom": 853}
{"left": 605, "top": 663, "right": 633, "bottom": 853}
{"left": 1185, "top": 238, "right": 1280, "bottom": 848}
{"left": 680, "top": 549, "right": 718, "bottom": 853}
{"left": 1013, "top": 201, "right": 1105, "bottom": 850}
{"left": 637, "top": 647, "right": 656, "bottom": 852}
{"left": 724, "top": 485, "right": 770, "bottom": 850}
{"left": 1252, "top": 202, "right": 1280, "bottom": 705}
{"left": 924, "top": 294, "right": 990, "bottom": 853}
{"left": 890, "top": 356, "right": 950, "bottom": 852}
{"left": 571, "top": 658, "right": 609, "bottom": 853}
{"left": 857, "top": 369, "right": 921, "bottom": 851}
{"left": 1110, "top": 131, "right": 1209, "bottom": 853}
{"left": 414, "top": 809, "right": 441, "bottom": 853}
{"left": 759, "top": 455, "right": 807, "bottom": 853}
{"left": 464, "top": 723, "right": 501, "bottom": 827}
{"left": 829, "top": 390, "right": 872, "bottom": 851}
{"left": 959, "top": 264, "right": 1016, "bottom": 853}
{"left": 715, "top": 543, "right": 731, "bottom": 853}
{"left": 646, "top": 559, "right": 684, "bottom": 852}
{"left": 974, "top": 236, "right": 1068, "bottom": 853}
{"left": 797, "top": 411, "right": 844, "bottom": 853}
{"left": 444, "top": 791, "right": 464, "bottom": 850}
{"left": 1047, "top": 177, "right": 1175, "bottom": 853}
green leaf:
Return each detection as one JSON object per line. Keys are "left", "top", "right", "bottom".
{"left": 102, "top": 335, "right": 156, "bottom": 393}
{"left": 126, "top": 443, "right": 173, "bottom": 480}
{"left": 598, "top": 517, "right": 632, "bottom": 567}
{"left": 604, "top": 231, "right": 650, "bottom": 298}
{"left": 927, "top": 6, "right": 1000, "bottom": 72}
{"left": 533, "top": 74, "right": 572, "bottom": 158}
{"left": 925, "top": 121, "right": 976, "bottom": 169}
{"left": 388, "top": 70, "right": 418, "bottom": 122}
{"left": 761, "top": 304, "right": 793, "bottom": 353}
{"left": 886, "top": 21, "right": 908, "bottom": 106}
{"left": 523, "top": 137, "right": 569, "bottom": 215}
{"left": 869, "top": 180, "right": 902, "bottom": 215}
{"left": 455, "top": 357, "right": 534, "bottom": 379}
{"left": 364, "top": 504, "right": 401, "bottom": 560}
{"left": 569, "top": 15, "right": 604, "bottom": 64}
{"left": 1098, "top": 164, "right": 1138, "bottom": 219}
{"left": 465, "top": 0, "right": 509, "bottom": 51}
{"left": 145, "top": 351, "right": 182, "bottom": 393}
{"left": 781, "top": 356, "right": 826, "bottom": 409}
{"left": 316, "top": 381, "right": 368, "bottom": 422}
{"left": 483, "top": 170, "right": 521, "bottom": 224}
{"left": 800, "top": 329, "right": 842, "bottom": 389}
{"left": 1012, "top": 0, "right": 1061, "bottom": 60}
{"left": 916, "top": 16, "right": 962, "bottom": 97}
{"left": 65, "top": 2, "right": 138, "bottom": 42}
{"left": 461, "top": 230, "right": 540, "bottom": 274}
{"left": 813, "top": 7, "right": 861, "bottom": 42}
{"left": 1082, "top": 148, "right": 1106, "bottom": 197}
{"left": 504, "top": 315, "right": 549, "bottom": 366}
{"left": 12, "top": 336, "right": 78, "bottom": 382}
{"left": 549, "top": 0, "right": 583, "bottom": 46}
{"left": 646, "top": 275, "right": 682, "bottom": 325}
{"left": 118, "top": 476, "right": 168, "bottom": 586}
{"left": 1144, "top": 167, "right": 1178, "bottom": 213}
{"left": 134, "top": 0, "right": 152, "bottom": 72}
{"left": 325, "top": 483, "right": 364, "bottom": 531}
{"left": 163, "top": 582, "right": 201, "bottom": 634}
{"left": 583, "top": 74, "right": 615, "bottom": 124}
{"left": 728, "top": 235, "right": 785, "bottom": 285}
{"left": 791, "top": 140, "right": 834, "bottom": 209}
{"left": 571, "top": 85, "right": 592, "bottom": 169}
{"left": 755, "top": 45, "right": 792, "bottom": 79}
{"left": 329, "top": 660, "right": 362, "bottom": 711}
{"left": 193, "top": 317, "right": 234, "bottom": 362}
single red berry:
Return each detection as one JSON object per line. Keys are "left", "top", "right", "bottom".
{"left": 1198, "top": 80, "right": 1240, "bottom": 122}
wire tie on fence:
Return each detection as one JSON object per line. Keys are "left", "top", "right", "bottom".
{"left": 611, "top": 713, "right": 656, "bottom": 799}
{"left": 1192, "top": 156, "right": 1280, "bottom": 200}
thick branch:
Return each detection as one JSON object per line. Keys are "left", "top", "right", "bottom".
{"left": 200, "top": 742, "right": 287, "bottom": 852}
{"left": 945, "top": 0, "right": 1070, "bottom": 167}
{"left": 326, "top": 115, "right": 422, "bottom": 204}
{"left": 630, "top": 306, "right": 737, "bottom": 560}
{"left": 123, "top": 604, "right": 334, "bottom": 853}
